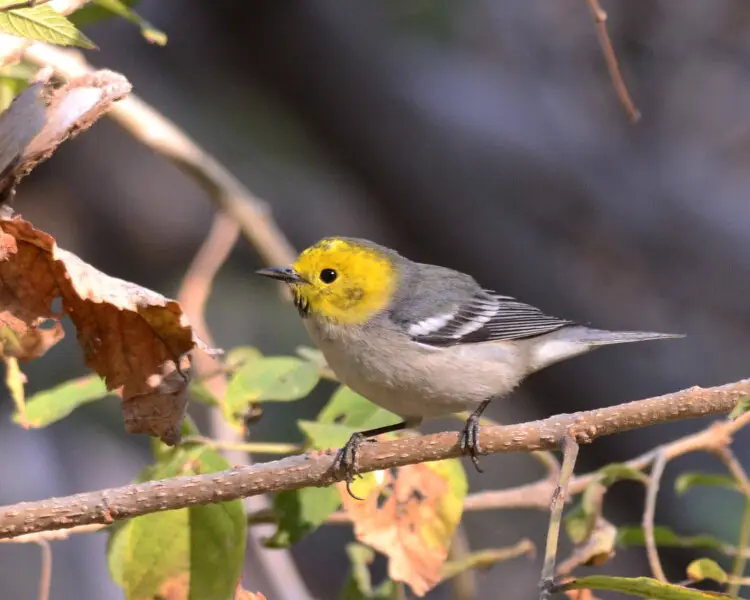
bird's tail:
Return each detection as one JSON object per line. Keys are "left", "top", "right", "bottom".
{"left": 559, "top": 326, "right": 685, "bottom": 346}
{"left": 527, "top": 325, "right": 684, "bottom": 372}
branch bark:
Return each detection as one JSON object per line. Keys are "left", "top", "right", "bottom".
{"left": 0, "top": 378, "right": 748, "bottom": 540}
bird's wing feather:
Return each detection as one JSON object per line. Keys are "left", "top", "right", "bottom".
{"left": 407, "top": 289, "right": 573, "bottom": 346}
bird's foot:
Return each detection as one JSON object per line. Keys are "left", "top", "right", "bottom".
{"left": 333, "top": 432, "right": 374, "bottom": 500}
{"left": 459, "top": 414, "right": 486, "bottom": 473}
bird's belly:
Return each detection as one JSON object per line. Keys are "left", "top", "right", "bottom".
{"left": 307, "top": 321, "right": 521, "bottom": 420}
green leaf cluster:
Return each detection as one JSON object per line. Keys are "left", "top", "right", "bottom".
{"left": 107, "top": 419, "right": 247, "bottom": 600}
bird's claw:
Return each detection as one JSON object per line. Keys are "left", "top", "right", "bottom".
{"left": 333, "top": 432, "right": 371, "bottom": 500}
{"left": 459, "top": 414, "right": 486, "bottom": 473}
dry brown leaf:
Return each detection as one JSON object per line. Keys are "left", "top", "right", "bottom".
{"left": 0, "top": 215, "right": 217, "bottom": 444}
{"left": 340, "top": 462, "right": 466, "bottom": 597}
{"left": 0, "top": 66, "right": 131, "bottom": 203}
{"left": 0, "top": 313, "right": 63, "bottom": 360}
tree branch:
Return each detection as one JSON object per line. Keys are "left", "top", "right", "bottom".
{"left": 584, "top": 0, "right": 641, "bottom": 123}
{"left": 0, "top": 379, "right": 748, "bottom": 540}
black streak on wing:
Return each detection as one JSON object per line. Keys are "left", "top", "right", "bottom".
{"left": 411, "top": 290, "right": 574, "bottom": 347}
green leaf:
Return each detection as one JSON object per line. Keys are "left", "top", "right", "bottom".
{"left": 107, "top": 506, "right": 189, "bottom": 598}
{"left": 617, "top": 525, "right": 727, "bottom": 552}
{"left": 0, "top": 2, "right": 95, "bottom": 48}
{"left": 676, "top": 473, "right": 739, "bottom": 495}
{"left": 597, "top": 463, "right": 649, "bottom": 486}
{"left": 340, "top": 543, "right": 396, "bottom": 600}
{"left": 556, "top": 575, "right": 732, "bottom": 599}
{"left": 82, "top": 0, "right": 165, "bottom": 45}
{"left": 12, "top": 374, "right": 110, "bottom": 428}
{"left": 686, "top": 558, "right": 728, "bottom": 585}
{"left": 225, "top": 356, "right": 320, "bottom": 411}
{"left": 107, "top": 444, "right": 246, "bottom": 600}
{"left": 318, "top": 385, "right": 398, "bottom": 430}
{"left": 729, "top": 396, "right": 750, "bottom": 421}
{"left": 265, "top": 486, "right": 341, "bottom": 548}
{"left": 187, "top": 448, "right": 246, "bottom": 600}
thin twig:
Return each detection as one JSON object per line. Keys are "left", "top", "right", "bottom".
{"left": 36, "top": 540, "right": 51, "bottom": 600}
{"left": 716, "top": 446, "right": 750, "bottom": 498}
{"left": 539, "top": 435, "right": 579, "bottom": 600}
{"left": 0, "top": 379, "right": 748, "bottom": 540}
{"left": 584, "top": 0, "right": 641, "bottom": 123}
{"left": 643, "top": 450, "right": 668, "bottom": 582}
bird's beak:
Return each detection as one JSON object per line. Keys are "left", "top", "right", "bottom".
{"left": 256, "top": 266, "right": 307, "bottom": 284}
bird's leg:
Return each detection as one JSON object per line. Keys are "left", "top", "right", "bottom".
{"left": 459, "top": 399, "right": 492, "bottom": 472}
{"left": 334, "top": 421, "right": 409, "bottom": 500}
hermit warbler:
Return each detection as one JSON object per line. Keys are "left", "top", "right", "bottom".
{"left": 257, "top": 237, "right": 682, "bottom": 495}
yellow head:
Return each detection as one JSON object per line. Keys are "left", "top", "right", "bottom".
{"left": 256, "top": 237, "right": 398, "bottom": 324}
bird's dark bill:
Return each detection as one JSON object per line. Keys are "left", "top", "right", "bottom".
{"left": 256, "top": 266, "right": 306, "bottom": 284}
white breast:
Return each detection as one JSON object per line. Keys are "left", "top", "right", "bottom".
{"left": 304, "top": 318, "right": 525, "bottom": 420}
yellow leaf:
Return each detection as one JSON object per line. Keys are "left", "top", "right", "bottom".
{"left": 340, "top": 459, "right": 467, "bottom": 597}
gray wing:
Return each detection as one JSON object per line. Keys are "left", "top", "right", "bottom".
{"left": 405, "top": 288, "right": 574, "bottom": 346}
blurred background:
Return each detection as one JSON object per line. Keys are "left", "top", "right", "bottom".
{"left": 1, "top": 1, "right": 749, "bottom": 598}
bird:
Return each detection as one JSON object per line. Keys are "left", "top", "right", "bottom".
{"left": 257, "top": 236, "right": 683, "bottom": 498}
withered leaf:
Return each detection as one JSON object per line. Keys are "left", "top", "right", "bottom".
{"left": 0, "top": 65, "right": 131, "bottom": 203}
{"left": 0, "top": 313, "right": 63, "bottom": 360}
{"left": 0, "top": 215, "right": 216, "bottom": 444}
{"left": 339, "top": 460, "right": 467, "bottom": 597}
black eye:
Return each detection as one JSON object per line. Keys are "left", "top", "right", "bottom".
{"left": 319, "top": 268, "right": 338, "bottom": 284}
